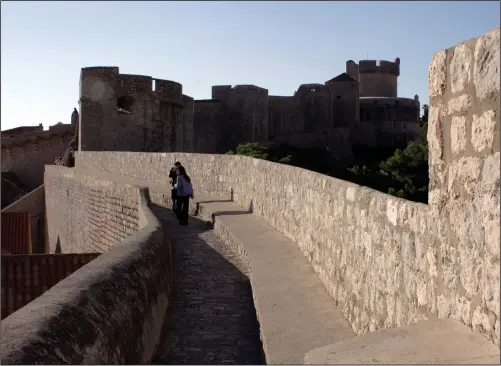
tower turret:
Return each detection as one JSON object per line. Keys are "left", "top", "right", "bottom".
{"left": 357, "top": 58, "right": 400, "bottom": 97}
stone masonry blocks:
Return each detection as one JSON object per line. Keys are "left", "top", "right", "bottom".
{"left": 428, "top": 27, "right": 500, "bottom": 345}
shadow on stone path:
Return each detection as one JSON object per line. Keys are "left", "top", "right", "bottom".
{"left": 150, "top": 204, "right": 266, "bottom": 365}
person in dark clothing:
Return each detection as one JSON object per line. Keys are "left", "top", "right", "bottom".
{"left": 169, "top": 162, "right": 182, "bottom": 212}
{"left": 173, "top": 166, "right": 194, "bottom": 226}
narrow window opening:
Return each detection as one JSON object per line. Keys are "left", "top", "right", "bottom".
{"left": 152, "top": 80, "right": 156, "bottom": 92}
{"left": 117, "top": 95, "right": 135, "bottom": 114}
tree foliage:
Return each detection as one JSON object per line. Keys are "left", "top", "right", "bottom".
{"left": 227, "top": 104, "right": 430, "bottom": 204}
{"left": 235, "top": 142, "right": 269, "bottom": 160}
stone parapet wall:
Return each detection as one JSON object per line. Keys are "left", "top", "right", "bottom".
{"left": 44, "top": 166, "right": 142, "bottom": 253}
{"left": 1, "top": 184, "right": 172, "bottom": 364}
{"left": 427, "top": 27, "right": 500, "bottom": 345}
{"left": 75, "top": 151, "right": 471, "bottom": 341}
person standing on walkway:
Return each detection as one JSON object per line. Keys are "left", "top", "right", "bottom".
{"left": 169, "top": 161, "right": 182, "bottom": 213}
{"left": 174, "top": 166, "right": 194, "bottom": 226}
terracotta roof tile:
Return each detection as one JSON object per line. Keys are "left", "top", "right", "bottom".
{"left": 1, "top": 253, "right": 101, "bottom": 319}
{"left": 1, "top": 213, "right": 31, "bottom": 254}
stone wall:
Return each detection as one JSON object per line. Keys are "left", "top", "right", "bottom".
{"left": 427, "top": 27, "right": 500, "bottom": 345}
{"left": 1, "top": 186, "right": 172, "bottom": 364}
{"left": 2, "top": 185, "right": 46, "bottom": 253}
{"left": 193, "top": 100, "right": 225, "bottom": 153}
{"left": 76, "top": 114, "right": 499, "bottom": 347}
{"left": 268, "top": 96, "right": 301, "bottom": 138}
{"left": 1, "top": 127, "right": 73, "bottom": 189}
{"left": 44, "top": 166, "right": 141, "bottom": 253}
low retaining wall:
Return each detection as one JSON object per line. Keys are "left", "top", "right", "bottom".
{"left": 1, "top": 253, "right": 101, "bottom": 319}
{"left": 1, "top": 176, "right": 173, "bottom": 364}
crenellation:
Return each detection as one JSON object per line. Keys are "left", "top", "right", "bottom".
{"left": 117, "top": 74, "right": 153, "bottom": 95}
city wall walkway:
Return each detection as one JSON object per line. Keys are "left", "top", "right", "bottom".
{"left": 36, "top": 166, "right": 497, "bottom": 364}
{"left": 149, "top": 191, "right": 499, "bottom": 364}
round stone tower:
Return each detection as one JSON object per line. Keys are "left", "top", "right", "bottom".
{"left": 358, "top": 57, "right": 400, "bottom": 97}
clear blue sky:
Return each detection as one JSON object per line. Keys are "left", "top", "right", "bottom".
{"left": 1, "top": 1, "right": 499, "bottom": 131}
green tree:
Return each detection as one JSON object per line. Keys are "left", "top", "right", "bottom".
{"left": 233, "top": 142, "right": 269, "bottom": 160}
{"left": 419, "top": 104, "right": 429, "bottom": 141}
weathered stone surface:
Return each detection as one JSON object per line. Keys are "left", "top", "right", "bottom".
{"left": 482, "top": 152, "right": 501, "bottom": 187}
{"left": 450, "top": 43, "right": 473, "bottom": 94}
{"left": 429, "top": 27, "right": 500, "bottom": 347}
{"left": 474, "top": 27, "right": 500, "bottom": 100}
{"left": 447, "top": 157, "right": 482, "bottom": 196}
{"left": 482, "top": 256, "right": 500, "bottom": 317}
{"left": 428, "top": 105, "right": 444, "bottom": 165}
{"left": 472, "top": 110, "right": 497, "bottom": 152}
{"left": 448, "top": 94, "right": 472, "bottom": 115}
{"left": 485, "top": 218, "right": 500, "bottom": 258}
{"left": 450, "top": 115, "right": 467, "bottom": 155}
{"left": 429, "top": 50, "right": 447, "bottom": 98}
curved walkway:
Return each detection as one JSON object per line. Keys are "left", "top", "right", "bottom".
{"left": 150, "top": 204, "right": 265, "bottom": 365}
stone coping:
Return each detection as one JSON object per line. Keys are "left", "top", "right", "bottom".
{"left": 0, "top": 181, "right": 172, "bottom": 364}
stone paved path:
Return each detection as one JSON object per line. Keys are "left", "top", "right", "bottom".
{"left": 150, "top": 204, "right": 266, "bottom": 365}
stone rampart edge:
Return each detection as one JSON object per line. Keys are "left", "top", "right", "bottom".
{"left": 0, "top": 176, "right": 172, "bottom": 364}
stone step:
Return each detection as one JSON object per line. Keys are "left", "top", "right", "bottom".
{"left": 304, "top": 318, "right": 500, "bottom": 364}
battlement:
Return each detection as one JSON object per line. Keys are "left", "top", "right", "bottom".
{"left": 154, "top": 79, "right": 182, "bottom": 99}
{"left": 80, "top": 66, "right": 120, "bottom": 78}
{"left": 358, "top": 58, "right": 400, "bottom": 76}
{"left": 117, "top": 74, "right": 153, "bottom": 95}
{"left": 359, "top": 96, "right": 419, "bottom": 108}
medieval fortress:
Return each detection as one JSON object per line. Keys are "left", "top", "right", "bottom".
{"left": 1, "top": 57, "right": 421, "bottom": 191}
{"left": 79, "top": 57, "right": 420, "bottom": 161}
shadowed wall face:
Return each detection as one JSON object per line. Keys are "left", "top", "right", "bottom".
{"left": 44, "top": 166, "right": 141, "bottom": 254}
{"left": 79, "top": 67, "right": 194, "bottom": 153}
